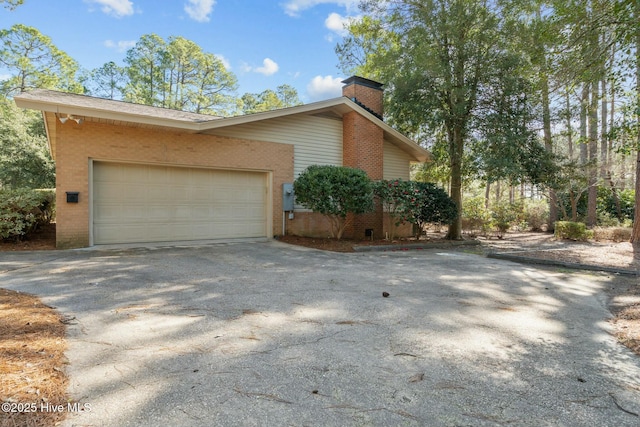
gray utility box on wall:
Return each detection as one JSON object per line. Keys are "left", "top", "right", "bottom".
{"left": 282, "top": 183, "right": 294, "bottom": 211}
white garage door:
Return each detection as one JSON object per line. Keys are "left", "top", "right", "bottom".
{"left": 93, "top": 162, "right": 268, "bottom": 244}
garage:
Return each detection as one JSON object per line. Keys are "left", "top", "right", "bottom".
{"left": 92, "top": 162, "right": 268, "bottom": 244}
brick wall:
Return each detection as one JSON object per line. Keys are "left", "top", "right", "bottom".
{"left": 54, "top": 119, "right": 293, "bottom": 248}
{"left": 341, "top": 77, "right": 385, "bottom": 239}
{"left": 285, "top": 211, "right": 333, "bottom": 238}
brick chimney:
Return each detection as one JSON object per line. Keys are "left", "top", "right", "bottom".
{"left": 341, "top": 76, "right": 385, "bottom": 239}
{"left": 341, "top": 76, "right": 384, "bottom": 118}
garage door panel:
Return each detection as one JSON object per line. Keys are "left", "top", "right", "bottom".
{"left": 93, "top": 163, "right": 268, "bottom": 244}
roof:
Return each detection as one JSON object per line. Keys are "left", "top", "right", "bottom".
{"left": 15, "top": 89, "right": 221, "bottom": 125}
{"left": 14, "top": 89, "right": 430, "bottom": 163}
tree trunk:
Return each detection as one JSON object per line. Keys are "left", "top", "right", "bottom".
{"left": 446, "top": 128, "right": 464, "bottom": 240}
{"left": 580, "top": 84, "right": 589, "bottom": 165}
{"left": 571, "top": 192, "right": 578, "bottom": 222}
{"left": 633, "top": 150, "right": 640, "bottom": 246}
{"left": 632, "top": 0, "right": 640, "bottom": 258}
{"left": 587, "top": 79, "right": 598, "bottom": 227}
{"left": 600, "top": 78, "right": 608, "bottom": 180}
{"left": 485, "top": 181, "right": 490, "bottom": 209}
{"left": 566, "top": 88, "right": 574, "bottom": 160}
{"left": 541, "top": 62, "right": 557, "bottom": 231}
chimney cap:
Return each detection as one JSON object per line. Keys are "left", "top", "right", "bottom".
{"left": 341, "top": 76, "right": 384, "bottom": 91}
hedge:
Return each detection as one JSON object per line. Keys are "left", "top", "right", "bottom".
{"left": 0, "top": 188, "right": 55, "bottom": 241}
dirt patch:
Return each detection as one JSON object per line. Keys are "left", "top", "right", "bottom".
{"left": 607, "top": 282, "right": 640, "bottom": 358}
{"left": 479, "top": 231, "right": 637, "bottom": 271}
{"left": 0, "top": 289, "right": 68, "bottom": 427}
{"left": 0, "top": 224, "right": 56, "bottom": 252}
{"left": 277, "top": 233, "right": 456, "bottom": 253}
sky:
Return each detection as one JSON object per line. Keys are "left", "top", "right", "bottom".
{"left": 0, "top": 0, "right": 363, "bottom": 103}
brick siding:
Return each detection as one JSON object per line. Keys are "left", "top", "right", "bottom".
{"left": 341, "top": 78, "right": 385, "bottom": 239}
{"left": 54, "top": 120, "right": 293, "bottom": 248}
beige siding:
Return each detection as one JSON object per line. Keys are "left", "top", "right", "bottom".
{"left": 208, "top": 115, "right": 343, "bottom": 177}
{"left": 383, "top": 140, "right": 413, "bottom": 180}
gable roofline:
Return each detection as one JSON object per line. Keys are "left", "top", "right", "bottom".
{"left": 14, "top": 89, "right": 430, "bottom": 162}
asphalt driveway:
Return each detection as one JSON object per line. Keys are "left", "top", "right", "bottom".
{"left": 2, "top": 241, "right": 640, "bottom": 426}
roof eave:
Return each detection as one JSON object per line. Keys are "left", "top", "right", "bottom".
{"left": 15, "top": 91, "right": 431, "bottom": 163}
{"left": 14, "top": 96, "right": 211, "bottom": 132}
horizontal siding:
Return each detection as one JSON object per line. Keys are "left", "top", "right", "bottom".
{"left": 208, "top": 115, "right": 343, "bottom": 177}
{"left": 383, "top": 140, "right": 412, "bottom": 180}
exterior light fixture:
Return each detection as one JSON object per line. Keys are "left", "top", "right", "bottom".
{"left": 57, "top": 113, "right": 84, "bottom": 124}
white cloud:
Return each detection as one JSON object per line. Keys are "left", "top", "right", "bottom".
{"left": 184, "top": 0, "right": 216, "bottom": 23}
{"left": 325, "top": 12, "right": 351, "bottom": 36}
{"left": 85, "top": 0, "right": 134, "bottom": 18}
{"left": 283, "top": 0, "right": 359, "bottom": 17}
{"left": 254, "top": 58, "right": 279, "bottom": 76}
{"left": 215, "top": 54, "right": 231, "bottom": 70}
{"left": 104, "top": 39, "right": 136, "bottom": 52}
{"left": 306, "top": 75, "right": 343, "bottom": 101}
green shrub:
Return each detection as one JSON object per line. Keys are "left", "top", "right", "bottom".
{"left": 373, "top": 180, "right": 457, "bottom": 240}
{"left": 413, "top": 182, "right": 457, "bottom": 224}
{"left": 554, "top": 221, "right": 593, "bottom": 241}
{"left": 294, "top": 165, "right": 373, "bottom": 239}
{"left": 462, "top": 197, "right": 492, "bottom": 236}
{"left": 523, "top": 200, "right": 549, "bottom": 231}
{"left": 491, "top": 201, "right": 518, "bottom": 237}
{"left": 373, "top": 179, "right": 414, "bottom": 239}
{"left": 597, "top": 211, "right": 622, "bottom": 227}
{"left": 598, "top": 187, "right": 635, "bottom": 222}
{"left": 0, "top": 188, "right": 55, "bottom": 241}
{"left": 411, "top": 182, "right": 457, "bottom": 239}
{"left": 619, "top": 189, "right": 635, "bottom": 220}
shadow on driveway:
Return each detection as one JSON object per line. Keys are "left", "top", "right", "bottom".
{"left": 2, "top": 241, "right": 640, "bottom": 426}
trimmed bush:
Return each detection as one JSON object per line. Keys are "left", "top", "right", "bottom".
{"left": 554, "top": 221, "right": 593, "bottom": 241}
{"left": 293, "top": 165, "right": 374, "bottom": 239}
{"left": 593, "top": 226, "right": 632, "bottom": 242}
{"left": 0, "top": 188, "right": 55, "bottom": 241}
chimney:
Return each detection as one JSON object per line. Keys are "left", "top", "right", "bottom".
{"left": 341, "top": 76, "right": 384, "bottom": 119}
{"left": 341, "top": 76, "right": 385, "bottom": 239}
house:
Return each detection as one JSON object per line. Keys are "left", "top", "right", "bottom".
{"left": 14, "top": 76, "right": 430, "bottom": 248}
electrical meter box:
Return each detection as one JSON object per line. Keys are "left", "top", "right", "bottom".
{"left": 282, "top": 183, "right": 294, "bottom": 211}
